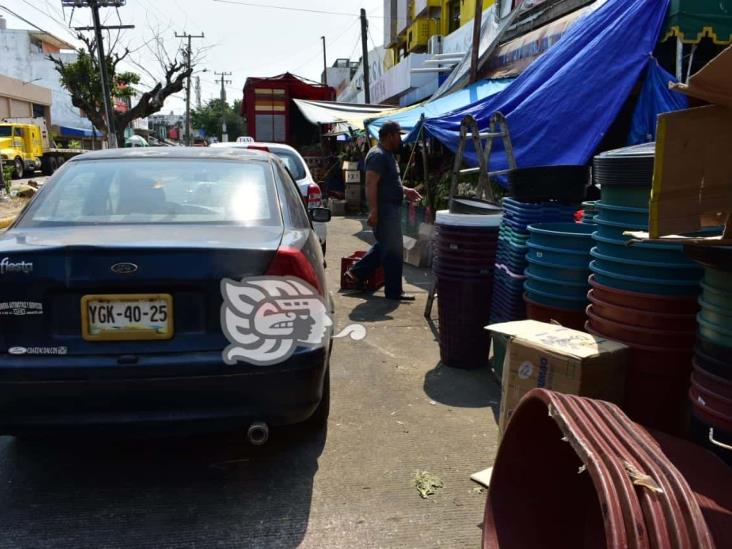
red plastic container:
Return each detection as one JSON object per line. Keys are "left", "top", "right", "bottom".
{"left": 589, "top": 275, "right": 699, "bottom": 314}
{"left": 340, "top": 251, "right": 384, "bottom": 291}
{"left": 523, "top": 294, "right": 586, "bottom": 331}
{"left": 588, "top": 291, "right": 698, "bottom": 331}
{"left": 586, "top": 322, "right": 692, "bottom": 435}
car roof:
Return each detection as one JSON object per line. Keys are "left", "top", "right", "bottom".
{"left": 69, "top": 146, "right": 269, "bottom": 162}
{"left": 210, "top": 142, "right": 298, "bottom": 154}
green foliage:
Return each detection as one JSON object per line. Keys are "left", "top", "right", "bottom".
{"left": 191, "top": 98, "right": 246, "bottom": 141}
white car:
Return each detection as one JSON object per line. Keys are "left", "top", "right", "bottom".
{"left": 211, "top": 141, "right": 327, "bottom": 252}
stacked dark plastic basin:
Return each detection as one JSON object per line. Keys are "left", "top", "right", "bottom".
{"left": 581, "top": 201, "right": 598, "bottom": 225}
{"left": 586, "top": 144, "right": 704, "bottom": 434}
{"left": 489, "top": 198, "right": 576, "bottom": 324}
{"left": 523, "top": 223, "right": 594, "bottom": 331}
{"left": 685, "top": 245, "right": 732, "bottom": 465}
{"left": 434, "top": 210, "right": 502, "bottom": 369}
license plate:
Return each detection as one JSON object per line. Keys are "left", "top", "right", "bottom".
{"left": 81, "top": 294, "right": 174, "bottom": 341}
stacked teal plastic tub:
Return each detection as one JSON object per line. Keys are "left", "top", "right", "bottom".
{"left": 523, "top": 223, "right": 594, "bottom": 330}
{"left": 586, "top": 144, "right": 704, "bottom": 434}
{"left": 684, "top": 245, "right": 732, "bottom": 465}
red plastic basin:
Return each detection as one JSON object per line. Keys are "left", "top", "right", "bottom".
{"left": 589, "top": 275, "right": 699, "bottom": 314}
{"left": 587, "top": 306, "right": 697, "bottom": 349}
{"left": 524, "top": 294, "right": 586, "bottom": 331}
{"left": 588, "top": 291, "right": 698, "bottom": 331}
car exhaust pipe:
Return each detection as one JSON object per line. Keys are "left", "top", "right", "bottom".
{"left": 247, "top": 422, "right": 269, "bottom": 446}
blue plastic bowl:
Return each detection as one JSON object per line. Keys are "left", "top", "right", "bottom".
{"left": 524, "top": 279, "right": 589, "bottom": 308}
{"left": 589, "top": 260, "right": 701, "bottom": 296}
{"left": 699, "top": 296, "right": 732, "bottom": 328}
{"left": 527, "top": 222, "right": 595, "bottom": 250}
{"left": 592, "top": 216, "right": 647, "bottom": 240}
{"left": 704, "top": 268, "right": 732, "bottom": 293}
{"left": 524, "top": 269, "right": 590, "bottom": 299}
{"left": 590, "top": 248, "right": 702, "bottom": 281}
{"left": 600, "top": 185, "right": 650, "bottom": 209}
{"left": 594, "top": 201, "right": 649, "bottom": 228}
{"left": 591, "top": 232, "right": 692, "bottom": 265}
{"left": 526, "top": 256, "right": 591, "bottom": 284}
{"left": 526, "top": 245, "right": 591, "bottom": 269}
{"left": 697, "top": 314, "right": 732, "bottom": 347}
{"left": 701, "top": 281, "right": 732, "bottom": 310}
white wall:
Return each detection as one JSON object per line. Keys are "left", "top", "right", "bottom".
{"left": 0, "top": 29, "right": 92, "bottom": 131}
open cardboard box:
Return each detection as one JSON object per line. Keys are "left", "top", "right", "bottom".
{"left": 646, "top": 44, "right": 732, "bottom": 243}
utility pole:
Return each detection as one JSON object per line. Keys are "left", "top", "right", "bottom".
{"left": 215, "top": 71, "right": 232, "bottom": 142}
{"left": 175, "top": 31, "right": 204, "bottom": 146}
{"left": 360, "top": 8, "right": 370, "bottom": 104}
{"left": 469, "top": 0, "right": 484, "bottom": 84}
{"left": 65, "top": 0, "right": 133, "bottom": 148}
{"left": 321, "top": 36, "right": 328, "bottom": 86}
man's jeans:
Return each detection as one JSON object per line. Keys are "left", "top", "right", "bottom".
{"left": 350, "top": 205, "right": 403, "bottom": 298}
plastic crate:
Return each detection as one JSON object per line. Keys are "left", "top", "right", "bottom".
{"left": 340, "top": 251, "right": 385, "bottom": 291}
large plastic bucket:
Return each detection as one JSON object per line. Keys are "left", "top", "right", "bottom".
{"left": 586, "top": 323, "right": 691, "bottom": 435}
{"left": 588, "top": 275, "right": 699, "bottom": 314}
{"left": 590, "top": 248, "right": 702, "bottom": 281}
{"left": 695, "top": 346, "right": 732, "bottom": 382}
{"left": 525, "top": 256, "right": 590, "bottom": 284}
{"left": 587, "top": 292, "right": 697, "bottom": 331}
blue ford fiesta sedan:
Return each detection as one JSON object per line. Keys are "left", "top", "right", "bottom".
{"left": 0, "top": 147, "right": 333, "bottom": 442}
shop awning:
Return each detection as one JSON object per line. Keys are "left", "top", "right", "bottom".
{"left": 422, "top": 0, "right": 673, "bottom": 181}
{"left": 366, "top": 78, "right": 514, "bottom": 141}
{"left": 663, "top": 0, "right": 732, "bottom": 44}
{"left": 292, "top": 99, "right": 397, "bottom": 132}
{"left": 58, "top": 125, "right": 102, "bottom": 138}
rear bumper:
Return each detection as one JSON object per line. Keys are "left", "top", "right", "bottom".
{"left": 0, "top": 347, "right": 328, "bottom": 435}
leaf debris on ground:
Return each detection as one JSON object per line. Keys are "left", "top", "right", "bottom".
{"left": 413, "top": 470, "right": 444, "bottom": 499}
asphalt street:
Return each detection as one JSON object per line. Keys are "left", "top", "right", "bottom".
{"left": 0, "top": 215, "right": 501, "bottom": 548}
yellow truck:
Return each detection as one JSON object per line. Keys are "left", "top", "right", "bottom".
{"left": 0, "top": 118, "right": 83, "bottom": 179}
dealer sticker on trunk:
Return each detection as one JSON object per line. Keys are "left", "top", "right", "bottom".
{"left": 0, "top": 301, "right": 43, "bottom": 316}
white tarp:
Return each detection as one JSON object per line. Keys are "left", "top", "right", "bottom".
{"left": 293, "top": 99, "right": 397, "bottom": 132}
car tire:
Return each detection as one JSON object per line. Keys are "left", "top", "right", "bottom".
{"left": 13, "top": 157, "right": 24, "bottom": 180}
{"left": 303, "top": 367, "right": 330, "bottom": 430}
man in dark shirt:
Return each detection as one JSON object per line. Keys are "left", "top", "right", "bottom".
{"left": 345, "top": 121, "right": 422, "bottom": 301}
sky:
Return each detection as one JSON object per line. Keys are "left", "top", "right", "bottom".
{"left": 2, "top": 0, "right": 385, "bottom": 114}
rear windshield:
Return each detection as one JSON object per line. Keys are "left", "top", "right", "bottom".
{"left": 18, "top": 158, "right": 282, "bottom": 227}
{"left": 271, "top": 150, "right": 306, "bottom": 181}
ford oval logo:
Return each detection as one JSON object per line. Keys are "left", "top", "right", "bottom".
{"left": 111, "top": 262, "right": 138, "bottom": 275}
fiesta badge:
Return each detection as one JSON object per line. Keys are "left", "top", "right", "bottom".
{"left": 111, "top": 262, "right": 139, "bottom": 275}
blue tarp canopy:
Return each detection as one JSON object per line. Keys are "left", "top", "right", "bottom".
{"left": 58, "top": 125, "right": 102, "bottom": 138}
{"left": 628, "top": 59, "right": 688, "bottom": 145}
{"left": 366, "top": 78, "right": 514, "bottom": 142}
{"left": 422, "top": 0, "right": 672, "bottom": 182}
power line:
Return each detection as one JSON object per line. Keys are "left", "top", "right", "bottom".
{"left": 212, "top": 0, "right": 383, "bottom": 18}
{"left": 290, "top": 17, "right": 361, "bottom": 74}
{"left": 18, "top": 0, "right": 78, "bottom": 39}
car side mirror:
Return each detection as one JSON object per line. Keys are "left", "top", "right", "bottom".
{"left": 309, "top": 207, "right": 331, "bottom": 223}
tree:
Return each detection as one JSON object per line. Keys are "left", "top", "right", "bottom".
{"left": 191, "top": 98, "right": 246, "bottom": 142}
{"left": 49, "top": 33, "right": 192, "bottom": 146}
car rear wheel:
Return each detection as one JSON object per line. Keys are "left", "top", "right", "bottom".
{"left": 13, "top": 157, "right": 24, "bottom": 179}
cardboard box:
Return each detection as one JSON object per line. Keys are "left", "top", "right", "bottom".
{"left": 649, "top": 45, "right": 732, "bottom": 240}
{"left": 486, "top": 320, "right": 628, "bottom": 434}
{"left": 344, "top": 170, "right": 361, "bottom": 183}
{"left": 342, "top": 161, "right": 359, "bottom": 171}
{"left": 345, "top": 183, "right": 361, "bottom": 207}
{"left": 330, "top": 199, "right": 346, "bottom": 216}
{"left": 403, "top": 236, "right": 432, "bottom": 267}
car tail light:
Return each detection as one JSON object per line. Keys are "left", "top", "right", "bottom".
{"left": 307, "top": 183, "right": 322, "bottom": 208}
{"left": 247, "top": 145, "right": 270, "bottom": 153}
{"left": 266, "top": 246, "right": 322, "bottom": 294}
